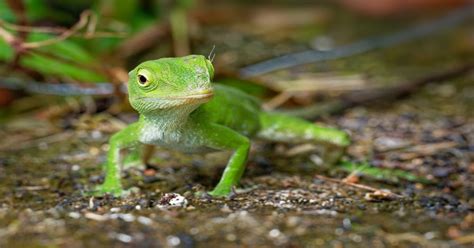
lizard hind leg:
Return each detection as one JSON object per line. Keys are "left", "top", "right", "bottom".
{"left": 257, "top": 112, "right": 350, "bottom": 146}
{"left": 257, "top": 112, "right": 350, "bottom": 162}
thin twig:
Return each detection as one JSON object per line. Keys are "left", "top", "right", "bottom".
{"left": 170, "top": 8, "right": 190, "bottom": 56}
{"left": 278, "top": 63, "right": 474, "bottom": 119}
{"left": 0, "top": 26, "right": 16, "bottom": 44}
{"left": 455, "top": 234, "right": 474, "bottom": 245}
{"left": 115, "top": 22, "right": 169, "bottom": 59}
{"left": 381, "top": 230, "right": 441, "bottom": 246}
{"left": 0, "top": 20, "right": 70, "bottom": 33}
{"left": 0, "top": 19, "right": 126, "bottom": 38}
{"left": 314, "top": 174, "right": 403, "bottom": 198}
{"left": 239, "top": 5, "right": 473, "bottom": 77}
{"left": 0, "top": 10, "right": 126, "bottom": 51}
{"left": 263, "top": 92, "right": 293, "bottom": 110}
{"left": 21, "top": 11, "right": 91, "bottom": 49}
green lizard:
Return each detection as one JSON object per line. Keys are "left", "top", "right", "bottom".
{"left": 94, "top": 55, "right": 350, "bottom": 197}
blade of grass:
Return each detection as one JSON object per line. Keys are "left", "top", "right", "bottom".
{"left": 339, "top": 160, "right": 432, "bottom": 184}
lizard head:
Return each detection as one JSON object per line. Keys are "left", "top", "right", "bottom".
{"left": 128, "top": 55, "right": 214, "bottom": 113}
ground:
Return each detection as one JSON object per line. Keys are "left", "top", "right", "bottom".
{"left": 0, "top": 73, "right": 473, "bottom": 247}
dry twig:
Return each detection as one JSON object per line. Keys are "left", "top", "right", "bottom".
{"left": 314, "top": 174, "right": 403, "bottom": 198}
{"left": 0, "top": 10, "right": 126, "bottom": 51}
{"left": 115, "top": 22, "right": 169, "bottom": 59}
{"left": 279, "top": 63, "right": 474, "bottom": 119}
{"left": 0, "top": 19, "right": 126, "bottom": 38}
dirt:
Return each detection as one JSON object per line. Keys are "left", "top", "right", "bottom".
{"left": 1, "top": 74, "right": 472, "bottom": 247}
{"left": 1, "top": 4, "right": 473, "bottom": 248}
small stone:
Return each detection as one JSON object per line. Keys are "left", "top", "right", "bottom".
{"left": 119, "top": 213, "right": 135, "bottom": 222}
{"left": 68, "top": 212, "right": 81, "bottom": 219}
{"left": 129, "top": 187, "right": 140, "bottom": 194}
{"left": 364, "top": 190, "right": 396, "bottom": 202}
{"left": 286, "top": 216, "right": 300, "bottom": 227}
{"left": 374, "top": 137, "right": 410, "bottom": 152}
{"left": 226, "top": 233, "right": 237, "bottom": 241}
{"left": 137, "top": 216, "right": 152, "bottom": 225}
{"left": 335, "top": 228, "right": 344, "bottom": 235}
{"left": 91, "top": 130, "right": 103, "bottom": 139}
{"left": 220, "top": 204, "right": 232, "bottom": 213}
{"left": 343, "top": 218, "right": 352, "bottom": 230}
{"left": 167, "top": 235, "right": 181, "bottom": 246}
{"left": 269, "top": 229, "right": 281, "bottom": 238}
{"left": 424, "top": 231, "right": 436, "bottom": 240}
{"left": 351, "top": 234, "right": 362, "bottom": 243}
{"left": 116, "top": 233, "right": 132, "bottom": 243}
{"left": 143, "top": 168, "right": 157, "bottom": 177}
{"left": 157, "top": 193, "right": 188, "bottom": 208}
{"left": 110, "top": 207, "right": 120, "bottom": 212}
{"left": 432, "top": 167, "right": 452, "bottom": 178}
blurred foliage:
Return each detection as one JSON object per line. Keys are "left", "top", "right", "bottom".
{"left": 217, "top": 78, "right": 269, "bottom": 97}
{"left": 0, "top": 0, "right": 195, "bottom": 83}
{"left": 0, "top": 32, "right": 108, "bottom": 81}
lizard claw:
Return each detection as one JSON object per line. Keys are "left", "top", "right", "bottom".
{"left": 195, "top": 191, "right": 213, "bottom": 201}
{"left": 207, "top": 187, "right": 232, "bottom": 198}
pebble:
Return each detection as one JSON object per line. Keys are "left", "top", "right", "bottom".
{"left": 116, "top": 233, "right": 132, "bottom": 243}
{"left": 167, "top": 235, "right": 181, "bottom": 246}
{"left": 157, "top": 193, "right": 188, "bottom": 209}
{"left": 137, "top": 216, "right": 153, "bottom": 225}
{"left": 68, "top": 212, "right": 81, "bottom": 219}
{"left": 268, "top": 229, "right": 282, "bottom": 238}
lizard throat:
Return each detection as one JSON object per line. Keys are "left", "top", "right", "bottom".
{"left": 140, "top": 104, "right": 197, "bottom": 131}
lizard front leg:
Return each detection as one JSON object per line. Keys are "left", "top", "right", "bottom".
{"left": 200, "top": 124, "right": 251, "bottom": 197}
{"left": 94, "top": 122, "right": 141, "bottom": 196}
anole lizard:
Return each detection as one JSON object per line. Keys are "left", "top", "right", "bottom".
{"left": 94, "top": 55, "right": 350, "bottom": 197}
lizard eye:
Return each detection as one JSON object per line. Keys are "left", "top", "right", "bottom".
{"left": 137, "top": 69, "right": 153, "bottom": 87}
{"left": 138, "top": 74, "right": 147, "bottom": 84}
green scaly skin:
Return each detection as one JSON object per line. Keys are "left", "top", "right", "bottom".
{"left": 93, "top": 55, "right": 350, "bottom": 197}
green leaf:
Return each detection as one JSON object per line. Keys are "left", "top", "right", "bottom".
{"left": 0, "top": 33, "right": 108, "bottom": 82}
{"left": 0, "top": 1, "right": 17, "bottom": 22}
{"left": 21, "top": 52, "right": 106, "bottom": 82}
{"left": 28, "top": 33, "right": 96, "bottom": 62}
{"left": 0, "top": 39, "right": 14, "bottom": 61}
{"left": 339, "top": 160, "right": 432, "bottom": 184}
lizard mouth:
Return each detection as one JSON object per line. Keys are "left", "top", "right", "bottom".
{"left": 134, "top": 89, "right": 213, "bottom": 107}
{"left": 174, "top": 89, "right": 214, "bottom": 100}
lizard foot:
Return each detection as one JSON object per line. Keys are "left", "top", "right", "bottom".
{"left": 207, "top": 187, "right": 232, "bottom": 198}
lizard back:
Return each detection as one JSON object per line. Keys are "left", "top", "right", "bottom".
{"left": 191, "top": 84, "right": 262, "bottom": 137}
